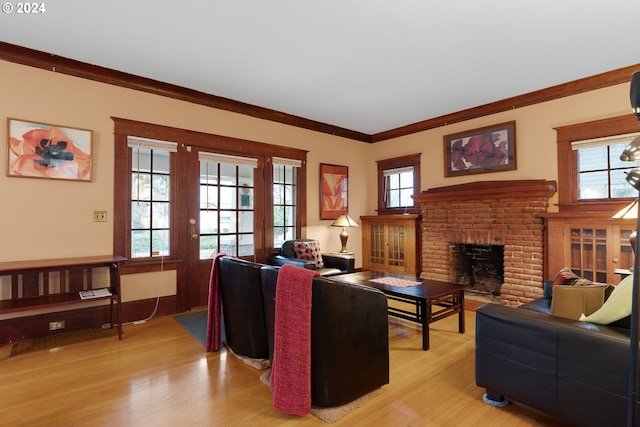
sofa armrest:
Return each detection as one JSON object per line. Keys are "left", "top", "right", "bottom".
{"left": 321, "top": 253, "right": 355, "bottom": 273}
{"left": 475, "top": 303, "right": 562, "bottom": 416}
{"left": 269, "top": 255, "right": 315, "bottom": 270}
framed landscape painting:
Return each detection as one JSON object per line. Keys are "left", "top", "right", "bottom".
{"left": 444, "top": 121, "right": 516, "bottom": 177}
{"left": 320, "top": 163, "right": 348, "bottom": 219}
{"left": 7, "top": 118, "right": 93, "bottom": 182}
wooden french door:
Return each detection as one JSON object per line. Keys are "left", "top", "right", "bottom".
{"left": 185, "top": 146, "right": 265, "bottom": 308}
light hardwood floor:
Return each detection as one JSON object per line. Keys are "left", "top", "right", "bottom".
{"left": 0, "top": 307, "right": 568, "bottom": 427}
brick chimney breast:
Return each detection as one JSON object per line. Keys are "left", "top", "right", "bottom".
{"left": 413, "top": 180, "right": 557, "bottom": 306}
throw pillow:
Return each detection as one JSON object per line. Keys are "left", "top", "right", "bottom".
{"left": 580, "top": 275, "right": 634, "bottom": 324}
{"left": 552, "top": 268, "right": 581, "bottom": 286}
{"left": 550, "top": 284, "right": 606, "bottom": 320}
{"left": 293, "top": 240, "right": 324, "bottom": 270}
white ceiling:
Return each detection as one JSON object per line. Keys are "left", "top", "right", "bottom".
{"left": 2, "top": 0, "right": 640, "bottom": 135}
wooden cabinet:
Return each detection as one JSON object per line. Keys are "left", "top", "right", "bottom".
{"left": 543, "top": 214, "right": 635, "bottom": 285}
{"left": 361, "top": 214, "right": 420, "bottom": 276}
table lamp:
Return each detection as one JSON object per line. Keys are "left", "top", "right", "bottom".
{"left": 331, "top": 213, "right": 359, "bottom": 253}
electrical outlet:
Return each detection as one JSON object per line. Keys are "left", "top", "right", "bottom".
{"left": 93, "top": 211, "right": 107, "bottom": 222}
{"left": 49, "top": 321, "right": 65, "bottom": 330}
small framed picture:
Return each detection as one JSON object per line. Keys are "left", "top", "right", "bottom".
{"left": 7, "top": 118, "right": 93, "bottom": 182}
{"left": 444, "top": 121, "right": 516, "bottom": 177}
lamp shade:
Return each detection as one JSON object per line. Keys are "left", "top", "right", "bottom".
{"left": 331, "top": 213, "right": 359, "bottom": 228}
{"left": 632, "top": 71, "right": 640, "bottom": 121}
{"left": 612, "top": 200, "right": 639, "bottom": 220}
{"left": 621, "top": 136, "right": 640, "bottom": 162}
{"left": 627, "top": 169, "right": 640, "bottom": 192}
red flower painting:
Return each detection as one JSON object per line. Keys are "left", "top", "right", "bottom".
{"left": 445, "top": 122, "right": 516, "bottom": 177}
{"left": 8, "top": 121, "right": 92, "bottom": 181}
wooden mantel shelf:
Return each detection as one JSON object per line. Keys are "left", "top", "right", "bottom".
{"left": 412, "top": 179, "right": 557, "bottom": 202}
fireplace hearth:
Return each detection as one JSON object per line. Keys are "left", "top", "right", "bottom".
{"left": 413, "top": 180, "right": 557, "bottom": 306}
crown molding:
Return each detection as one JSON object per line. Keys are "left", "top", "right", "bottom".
{"left": 1, "top": 41, "right": 637, "bottom": 144}
{"left": 372, "top": 64, "right": 640, "bottom": 142}
{"left": 0, "top": 41, "right": 371, "bottom": 143}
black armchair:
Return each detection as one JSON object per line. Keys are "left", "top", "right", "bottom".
{"left": 270, "top": 239, "right": 354, "bottom": 277}
{"left": 260, "top": 265, "right": 390, "bottom": 407}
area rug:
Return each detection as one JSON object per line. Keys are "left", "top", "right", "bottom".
{"left": 174, "top": 310, "right": 268, "bottom": 369}
{"left": 10, "top": 328, "right": 118, "bottom": 357}
{"left": 174, "top": 310, "right": 208, "bottom": 346}
{"left": 259, "top": 369, "right": 382, "bottom": 423}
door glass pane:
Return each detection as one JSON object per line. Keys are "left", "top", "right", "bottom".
{"left": 200, "top": 211, "right": 218, "bottom": 234}
{"left": 239, "top": 211, "right": 253, "bottom": 233}
{"left": 199, "top": 156, "right": 255, "bottom": 259}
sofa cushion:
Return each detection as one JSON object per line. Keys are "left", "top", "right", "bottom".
{"left": 550, "top": 285, "right": 606, "bottom": 320}
{"left": 580, "top": 274, "right": 633, "bottom": 324}
{"left": 293, "top": 240, "right": 324, "bottom": 269}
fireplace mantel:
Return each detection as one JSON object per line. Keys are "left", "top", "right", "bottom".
{"left": 413, "top": 179, "right": 557, "bottom": 202}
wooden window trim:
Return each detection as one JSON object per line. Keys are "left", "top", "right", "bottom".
{"left": 112, "top": 117, "right": 307, "bottom": 265}
{"left": 555, "top": 114, "right": 640, "bottom": 214}
{"left": 376, "top": 153, "right": 421, "bottom": 215}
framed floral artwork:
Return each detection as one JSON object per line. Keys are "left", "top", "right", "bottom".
{"left": 444, "top": 121, "right": 516, "bottom": 177}
{"left": 7, "top": 118, "right": 93, "bottom": 182}
{"left": 320, "top": 163, "right": 348, "bottom": 219}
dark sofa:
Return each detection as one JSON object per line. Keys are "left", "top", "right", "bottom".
{"left": 215, "top": 256, "right": 389, "bottom": 408}
{"left": 475, "top": 299, "right": 638, "bottom": 427}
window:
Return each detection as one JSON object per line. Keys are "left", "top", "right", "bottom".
{"left": 377, "top": 153, "right": 421, "bottom": 215}
{"left": 273, "top": 157, "right": 301, "bottom": 247}
{"left": 198, "top": 152, "right": 257, "bottom": 259}
{"left": 573, "top": 135, "right": 639, "bottom": 200}
{"left": 128, "top": 137, "right": 177, "bottom": 259}
{"left": 384, "top": 166, "right": 414, "bottom": 208}
{"left": 113, "top": 118, "right": 307, "bottom": 267}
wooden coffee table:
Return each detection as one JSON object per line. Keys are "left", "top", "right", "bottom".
{"left": 329, "top": 271, "right": 466, "bottom": 350}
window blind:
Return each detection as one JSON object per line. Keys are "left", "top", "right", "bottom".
{"left": 383, "top": 166, "right": 414, "bottom": 176}
{"left": 198, "top": 152, "right": 258, "bottom": 168}
{"left": 127, "top": 136, "right": 178, "bottom": 152}
{"left": 272, "top": 157, "right": 302, "bottom": 168}
{"left": 571, "top": 132, "right": 640, "bottom": 150}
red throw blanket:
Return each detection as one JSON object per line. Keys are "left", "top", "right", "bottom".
{"left": 270, "top": 264, "right": 320, "bottom": 416}
{"left": 205, "top": 253, "right": 229, "bottom": 352}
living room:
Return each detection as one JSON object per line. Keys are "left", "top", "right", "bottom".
{"left": 2, "top": 3, "right": 640, "bottom": 425}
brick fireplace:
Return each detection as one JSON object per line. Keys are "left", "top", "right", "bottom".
{"left": 413, "top": 180, "right": 557, "bottom": 306}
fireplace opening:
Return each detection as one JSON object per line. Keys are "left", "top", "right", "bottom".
{"left": 450, "top": 243, "right": 504, "bottom": 297}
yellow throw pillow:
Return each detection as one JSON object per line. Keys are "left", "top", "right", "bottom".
{"left": 579, "top": 275, "right": 634, "bottom": 324}
{"left": 550, "top": 285, "right": 606, "bottom": 320}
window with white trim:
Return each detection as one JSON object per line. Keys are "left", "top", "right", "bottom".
{"left": 273, "top": 157, "right": 301, "bottom": 247}
{"left": 128, "top": 137, "right": 178, "bottom": 258}
{"left": 572, "top": 133, "right": 640, "bottom": 200}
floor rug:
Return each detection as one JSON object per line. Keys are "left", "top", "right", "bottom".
{"left": 173, "top": 310, "right": 208, "bottom": 346}
{"left": 259, "top": 369, "right": 381, "bottom": 423}
{"left": 11, "top": 328, "right": 117, "bottom": 357}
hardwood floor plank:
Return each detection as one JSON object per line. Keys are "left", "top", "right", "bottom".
{"left": 0, "top": 309, "right": 568, "bottom": 426}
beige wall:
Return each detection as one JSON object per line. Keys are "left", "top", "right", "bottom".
{"left": 0, "top": 58, "right": 635, "bottom": 304}
{"left": 368, "top": 83, "right": 632, "bottom": 214}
